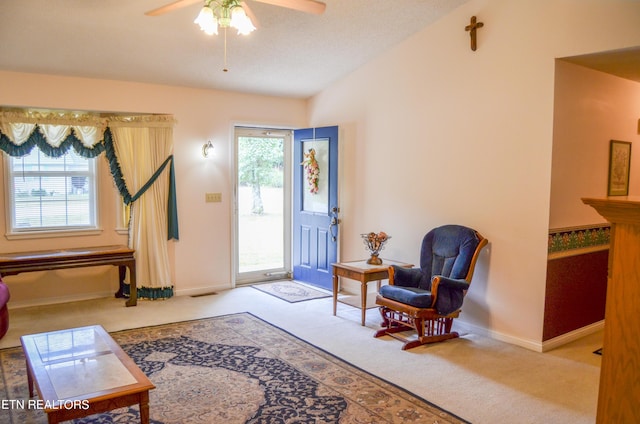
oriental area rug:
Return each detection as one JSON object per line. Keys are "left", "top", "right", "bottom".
{"left": 0, "top": 313, "right": 468, "bottom": 423}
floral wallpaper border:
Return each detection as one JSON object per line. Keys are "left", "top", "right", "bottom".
{"left": 548, "top": 224, "right": 611, "bottom": 254}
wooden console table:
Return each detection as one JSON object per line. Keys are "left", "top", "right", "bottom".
{"left": 332, "top": 259, "right": 413, "bottom": 326}
{"left": 582, "top": 197, "right": 640, "bottom": 424}
{"left": 0, "top": 245, "right": 137, "bottom": 307}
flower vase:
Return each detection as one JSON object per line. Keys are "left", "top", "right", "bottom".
{"left": 361, "top": 232, "right": 390, "bottom": 266}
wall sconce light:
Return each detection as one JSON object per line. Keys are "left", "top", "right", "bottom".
{"left": 202, "top": 140, "right": 214, "bottom": 158}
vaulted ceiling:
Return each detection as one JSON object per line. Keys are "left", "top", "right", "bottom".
{"left": 0, "top": 0, "right": 469, "bottom": 98}
{"left": 1, "top": 1, "right": 638, "bottom": 100}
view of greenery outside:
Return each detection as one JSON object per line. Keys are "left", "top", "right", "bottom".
{"left": 237, "top": 136, "right": 285, "bottom": 273}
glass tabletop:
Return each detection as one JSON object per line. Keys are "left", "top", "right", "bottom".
{"left": 25, "top": 326, "right": 139, "bottom": 400}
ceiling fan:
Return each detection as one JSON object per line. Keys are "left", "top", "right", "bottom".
{"left": 145, "top": 0, "right": 325, "bottom": 71}
{"left": 145, "top": 0, "right": 326, "bottom": 20}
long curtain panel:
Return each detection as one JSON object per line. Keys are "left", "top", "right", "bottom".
{"left": 109, "top": 121, "right": 174, "bottom": 299}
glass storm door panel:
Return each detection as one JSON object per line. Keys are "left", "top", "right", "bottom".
{"left": 235, "top": 127, "right": 291, "bottom": 284}
{"left": 293, "top": 126, "right": 339, "bottom": 290}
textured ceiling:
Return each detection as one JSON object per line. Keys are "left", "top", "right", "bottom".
{"left": 0, "top": 0, "right": 470, "bottom": 99}
{"left": 1, "top": 1, "right": 637, "bottom": 100}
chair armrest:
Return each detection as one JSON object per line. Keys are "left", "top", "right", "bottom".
{"left": 389, "top": 265, "right": 422, "bottom": 288}
{"left": 434, "top": 276, "right": 470, "bottom": 291}
{"left": 0, "top": 281, "right": 9, "bottom": 307}
{"left": 431, "top": 276, "right": 469, "bottom": 315}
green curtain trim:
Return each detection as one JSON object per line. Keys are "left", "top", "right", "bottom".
{"left": 103, "top": 127, "right": 133, "bottom": 203}
{"left": 0, "top": 125, "right": 105, "bottom": 158}
{"left": 121, "top": 283, "right": 174, "bottom": 300}
{"left": 167, "top": 159, "right": 179, "bottom": 240}
{"left": 103, "top": 128, "right": 179, "bottom": 240}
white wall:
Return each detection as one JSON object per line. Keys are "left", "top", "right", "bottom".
{"left": 2, "top": 0, "right": 639, "bottom": 349}
{"left": 0, "top": 71, "right": 307, "bottom": 305}
{"left": 550, "top": 60, "right": 640, "bottom": 229}
{"left": 308, "top": 0, "right": 640, "bottom": 348}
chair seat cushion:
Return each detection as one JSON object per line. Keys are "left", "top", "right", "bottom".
{"left": 379, "top": 285, "right": 433, "bottom": 308}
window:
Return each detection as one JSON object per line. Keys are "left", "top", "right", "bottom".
{"left": 6, "top": 147, "right": 98, "bottom": 234}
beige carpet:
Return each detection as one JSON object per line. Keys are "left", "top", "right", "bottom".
{"left": 0, "top": 286, "right": 602, "bottom": 423}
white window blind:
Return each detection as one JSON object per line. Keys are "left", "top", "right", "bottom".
{"left": 7, "top": 148, "right": 97, "bottom": 232}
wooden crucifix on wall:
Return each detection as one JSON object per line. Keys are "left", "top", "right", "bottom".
{"left": 465, "top": 16, "right": 484, "bottom": 51}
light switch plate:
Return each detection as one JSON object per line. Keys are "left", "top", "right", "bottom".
{"left": 205, "top": 192, "right": 222, "bottom": 203}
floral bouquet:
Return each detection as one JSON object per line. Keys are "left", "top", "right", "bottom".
{"left": 301, "top": 148, "right": 319, "bottom": 194}
{"left": 361, "top": 231, "right": 390, "bottom": 265}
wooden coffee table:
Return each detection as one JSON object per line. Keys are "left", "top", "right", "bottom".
{"left": 20, "top": 325, "right": 154, "bottom": 424}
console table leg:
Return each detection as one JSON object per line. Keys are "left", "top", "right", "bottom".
{"left": 115, "top": 265, "right": 128, "bottom": 299}
{"left": 125, "top": 262, "right": 137, "bottom": 307}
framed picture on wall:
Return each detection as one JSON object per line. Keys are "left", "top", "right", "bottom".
{"left": 608, "top": 140, "right": 632, "bottom": 196}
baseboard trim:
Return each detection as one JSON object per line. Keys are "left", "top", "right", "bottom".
{"left": 454, "top": 320, "right": 545, "bottom": 351}
{"left": 8, "top": 291, "right": 115, "bottom": 309}
{"left": 175, "top": 284, "right": 231, "bottom": 297}
{"left": 541, "top": 320, "right": 604, "bottom": 352}
{"left": 454, "top": 320, "right": 605, "bottom": 352}
{"left": 8, "top": 284, "right": 234, "bottom": 309}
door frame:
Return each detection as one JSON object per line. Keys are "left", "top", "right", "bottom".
{"left": 232, "top": 126, "right": 293, "bottom": 286}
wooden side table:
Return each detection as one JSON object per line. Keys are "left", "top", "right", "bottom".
{"left": 332, "top": 259, "right": 413, "bottom": 326}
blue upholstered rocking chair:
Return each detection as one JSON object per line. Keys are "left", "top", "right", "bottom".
{"left": 374, "top": 225, "right": 487, "bottom": 350}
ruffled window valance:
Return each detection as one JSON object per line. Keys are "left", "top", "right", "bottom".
{"left": 0, "top": 110, "right": 177, "bottom": 158}
{"left": 0, "top": 110, "right": 107, "bottom": 158}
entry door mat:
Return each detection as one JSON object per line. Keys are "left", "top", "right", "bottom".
{"left": 0, "top": 313, "right": 469, "bottom": 423}
{"left": 252, "top": 280, "right": 331, "bottom": 303}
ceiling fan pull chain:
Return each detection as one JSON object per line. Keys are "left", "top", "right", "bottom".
{"left": 223, "top": 27, "right": 229, "bottom": 72}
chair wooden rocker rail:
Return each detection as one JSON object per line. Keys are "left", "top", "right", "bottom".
{"left": 374, "top": 225, "right": 488, "bottom": 350}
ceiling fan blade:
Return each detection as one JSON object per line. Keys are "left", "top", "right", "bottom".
{"left": 240, "top": 2, "right": 261, "bottom": 29}
{"left": 252, "top": 0, "right": 326, "bottom": 15}
{"left": 145, "top": 0, "right": 201, "bottom": 16}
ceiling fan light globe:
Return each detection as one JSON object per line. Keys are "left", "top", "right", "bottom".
{"left": 231, "top": 6, "right": 255, "bottom": 35}
{"left": 194, "top": 7, "right": 218, "bottom": 35}
{"left": 230, "top": 5, "right": 247, "bottom": 20}
{"left": 193, "top": 6, "right": 211, "bottom": 25}
{"left": 235, "top": 20, "right": 256, "bottom": 35}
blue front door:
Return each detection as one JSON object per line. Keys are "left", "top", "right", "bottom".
{"left": 292, "top": 126, "right": 339, "bottom": 290}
